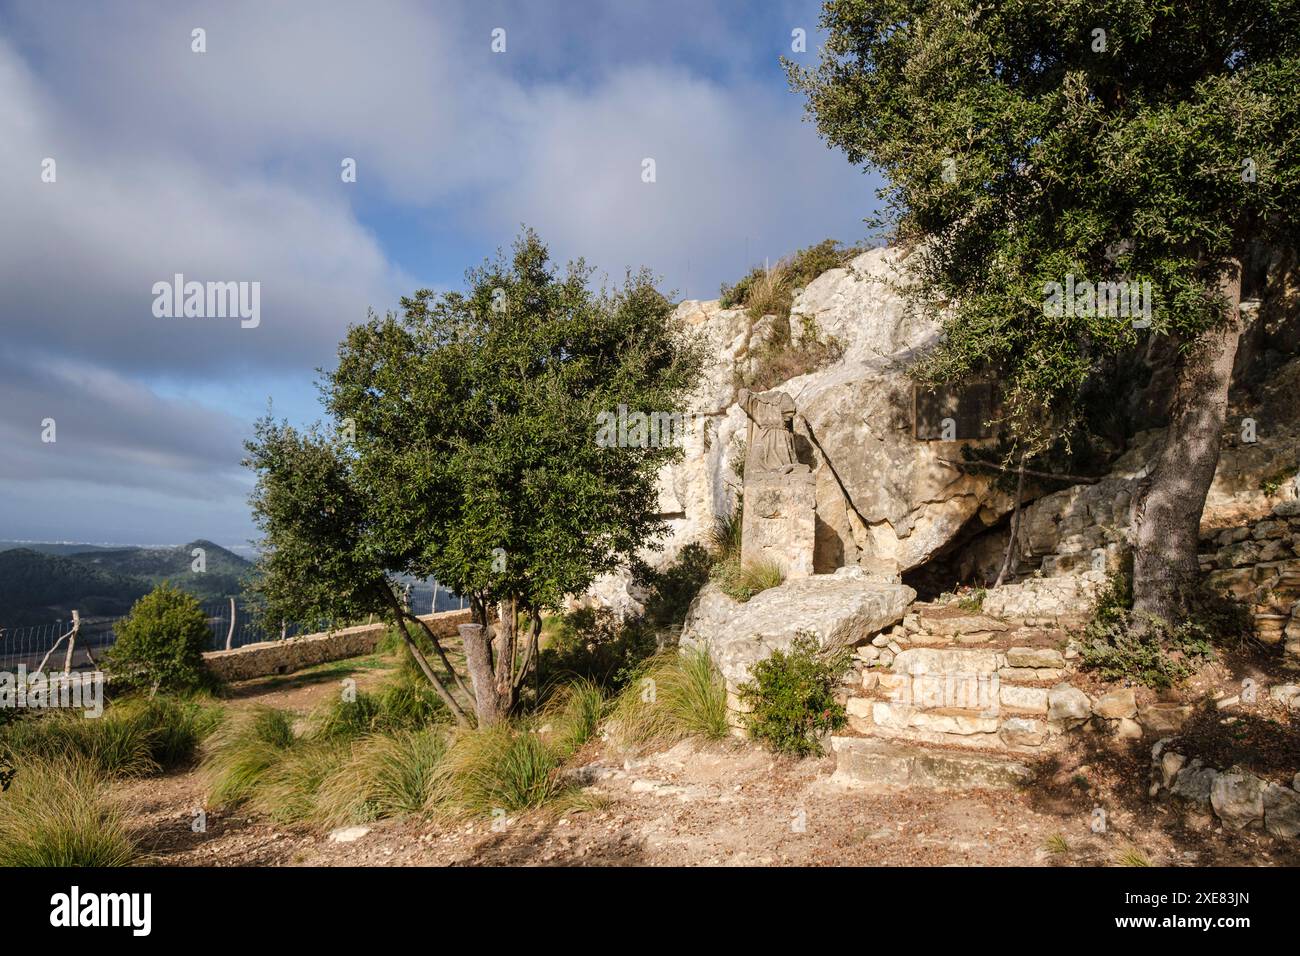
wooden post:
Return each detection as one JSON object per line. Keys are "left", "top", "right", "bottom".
{"left": 62, "top": 610, "right": 80, "bottom": 673}
{"left": 225, "top": 597, "right": 236, "bottom": 650}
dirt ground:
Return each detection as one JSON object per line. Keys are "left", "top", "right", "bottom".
{"left": 115, "top": 659, "right": 1300, "bottom": 867}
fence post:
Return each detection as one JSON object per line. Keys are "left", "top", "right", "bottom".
{"left": 225, "top": 597, "right": 236, "bottom": 651}
{"left": 62, "top": 610, "right": 79, "bottom": 673}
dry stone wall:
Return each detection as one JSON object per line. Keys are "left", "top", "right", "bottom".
{"left": 203, "top": 609, "right": 471, "bottom": 683}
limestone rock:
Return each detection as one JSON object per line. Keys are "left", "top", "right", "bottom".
{"left": 1139, "top": 702, "right": 1194, "bottom": 734}
{"left": 1000, "top": 685, "right": 1049, "bottom": 714}
{"left": 1005, "top": 647, "right": 1066, "bottom": 669}
{"left": 1210, "top": 769, "right": 1266, "bottom": 830}
{"left": 1262, "top": 783, "right": 1300, "bottom": 839}
{"left": 328, "top": 825, "right": 371, "bottom": 844}
{"left": 679, "top": 576, "right": 915, "bottom": 690}
{"left": 1269, "top": 684, "right": 1300, "bottom": 709}
{"left": 999, "top": 717, "right": 1048, "bottom": 748}
{"left": 1160, "top": 751, "right": 1187, "bottom": 789}
{"left": 1092, "top": 688, "right": 1138, "bottom": 720}
{"left": 1047, "top": 684, "right": 1092, "bottom": 723}
{"left": 1171, "top": 761, "right": 1218, "bottom": 805}
{"left": 1116, "top": 717, "right": 1143, "bottom": 739}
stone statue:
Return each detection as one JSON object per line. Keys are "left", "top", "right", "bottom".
{"left": 737, "top": 387, "right": 809, "bottom": 476}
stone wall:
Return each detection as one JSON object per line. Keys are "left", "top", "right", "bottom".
{"left": 203, "top": 609, "right": 471, "bottom": 683}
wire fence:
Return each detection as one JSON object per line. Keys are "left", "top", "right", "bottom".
{"left": 0, "top": 583, "right": 468, "bottom": 674}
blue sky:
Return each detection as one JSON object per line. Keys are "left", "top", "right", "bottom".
{"left": 0, "top": 0, "right": 883, "bottom": 549}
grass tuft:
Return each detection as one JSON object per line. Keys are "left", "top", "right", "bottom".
{"left": 0, "top": 756, "right": 137, "bottom": 867}
{"left": 608, "top": 649, "right": 729, "bottom": 751}
{"left": 712, "top": 557, "right": 785, "bottom": 603}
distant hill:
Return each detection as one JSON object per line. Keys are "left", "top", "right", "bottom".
{"left": 0, "top": 541, "right": 117, "bottom": 557}
{"left": 0, "top": 539, "right": 253, "bottom": 626}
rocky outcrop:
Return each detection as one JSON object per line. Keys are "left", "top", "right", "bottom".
{"left": 679, "top": 567, "right": 915, "bottom": 691}
{"left": 1151, "top": 739, "right": 1300, "bottom": 838}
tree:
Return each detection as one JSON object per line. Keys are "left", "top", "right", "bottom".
{"left": 247, "top": 229, "right": 702, "bottom": 725}
{"left": 106, "top": 583, "right": 214, "bottom": 695}
{"left": 789, "top": 1, "right": 1300, "bottom": 620}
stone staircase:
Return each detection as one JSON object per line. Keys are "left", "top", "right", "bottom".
{"left": 831, "top": 602, "right": 1101, "bottom": 791}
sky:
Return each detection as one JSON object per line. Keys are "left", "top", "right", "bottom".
{"left": 0, "top": 0, "right": 884, "bottom": 549}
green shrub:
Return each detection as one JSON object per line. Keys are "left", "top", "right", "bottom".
{"left": 316, "top": 729, "right": 449, "bottom": 824}
{"left": 203, "top": 707, "right": 297, "bottom": 808}
{"left": 541, "top": 677, "right": 606, "bottom": 758}
{"left": 0, "top": 694, "right": 220, "bottom": 778}
{"left": 608, "top": 649, "right": 729, "bottom": 750}
{"left": 0, "top": 756, "right": 137, "bottom": 867}
{"left": 1079, "top": 611, "right": 1213, "bottom": 689}
{"left": 709, "top": 509, "right": 743, "bottom": 563}
{"left": 737, "top": 633, "right": 848, "bottom": 756}
{"left": 713, "top": 557, "right": 785, "bottom": 602}
{"left": 432, "top": 726, "right": 566, "bottom": 816}
{"left": 106, "top": 582, "right": 216, "bottom": 694}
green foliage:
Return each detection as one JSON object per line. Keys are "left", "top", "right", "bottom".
{"left": 1080, "top": 611, "right": 1214, "bottom": 688}
{"left": 709, "top": 508, "right": 743, "bottom": 563}
{"left": 106, "top": 582, "right": 216, "bottom": 694}
{"left": 432, "top": 726, "right": 566, "bottom": 815}
{"left": 0, "top": 694, "right": 220, "bottom": 778}
{"left": 315, "top": 729, "right": 449, "bottom": 825}
{"left": 203, "top": 707, "right": 298, "bottom": 808}
{"left": 789, "top": 2, "right": 1300, "bottom": 453}
{"left": 538, "top": 543, "right": 715, "bottom": 689}
{"left": 540, "top": 677, "right": 607, "bottom": 757}
{"left": 307, "top": 227, "right": 704, "bottom": 620}
{"left": 737, "top": 633, "right": 849, "bottom": 756}
{"left": 712, "top": 557, "right": 785, "bottom": 602}
{"left": 1261, "top": 466, "right": 1296, "bottom": 496}
{"left": 0, "top": 757, "right": 137, "bottom": 867}
{"left": 608, "top": 649, "right": 730, "bottom": 751}
{"left": 1079, "top": 557, "right": 1250, "bottom": 686}
{"left": 956, "top": 586, "right": 987, "bottom": 612}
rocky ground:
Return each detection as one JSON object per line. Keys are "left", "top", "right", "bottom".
{"left": 116, "top": 662, "right": 1300, "bottom": 868}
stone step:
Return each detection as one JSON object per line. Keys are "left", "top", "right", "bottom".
{"left": 846, "top": 697, "right": 1052, "bottom": 753}
{"left": 829, "top": 736, "right": 1031, "bottom": 792}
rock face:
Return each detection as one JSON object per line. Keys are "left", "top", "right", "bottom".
{"left": 594, "top": 245, "right": 1007, "bottom": 613}
{"left": 679, "top": 569, "right": 916, "bottom": 691}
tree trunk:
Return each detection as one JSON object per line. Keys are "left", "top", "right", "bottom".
{"left": 460, "top": 622, "right": 510, "bottom": 726}
{"left": 1132, "top": 263, "right": 1242, "bottom": 622}
{"left": 994, "top": 456, "right": 1026, "bottom": 588}
{"left": 380, "top": 586, "right": 471, "bottom": 727}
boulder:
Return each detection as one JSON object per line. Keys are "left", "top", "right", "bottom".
{"left": 1170, "top": 761, "right": 1218, "bottom": 805}
{"left": 1263, "top": 783, "right": 1300, "bottom": 839}
{"left": 1092, "top": 688, "right": 1138, "bottom": 720}
{"left": 1139, "top": 702, "right": 1195, "bottom": 734}
{"left": 999, "top": 717, "right": 1048, "bottom": 748}
{"left": 1210, "top": 769, "right": 1266, "bottom": 830}
{"left": 1047, "top": 684, "right": 1092, "bottom": 723}
{"left": 679, "top": 574, "right": 915, "bottom": 690}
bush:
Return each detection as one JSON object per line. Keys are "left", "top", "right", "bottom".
{"left": 737, "top": 633, "right": 848, "bottom": 756}
{"left": 1079, "top": 611, "right": 1214, "bottom": 689}
{"left": 712, "top": 557, "right": 784, "bottom": 602}
{"left": 203, "top": 707, "right": 297, "bottom": 808}
{"left": 608, "top": 649, "right": 729, "bottom": 751}
{"left": 316, "top": 729, "right": 449, "bottom": 825}
{"left": 0, "top": 756, "right": 137, "bottom": 867}
{"left": 0, "top": 694, "right": 220, "bottom": 778}
{"left": 431, "top": 726, "right": 566, "bottom": 816}
{"left": 540, "top": 677, "right": 607, "bottom": 757}
{"left": 106, "top": 583, "right": 215, "bottom": 694}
